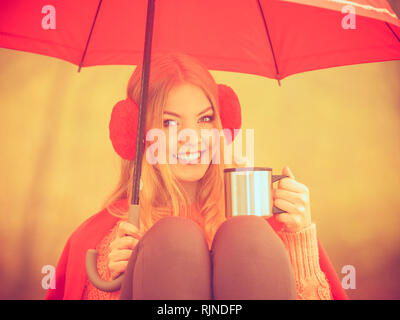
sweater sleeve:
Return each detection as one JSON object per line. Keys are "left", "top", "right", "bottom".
{"left": 276, "top": 223, "right": 333, "bottom": 300}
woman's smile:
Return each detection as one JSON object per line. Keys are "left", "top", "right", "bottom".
{"left": 173, "top": 149, "right": 208, "bottom": 164}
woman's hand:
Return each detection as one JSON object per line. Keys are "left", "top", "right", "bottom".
{"left": 272, "top": 166, "right": 312, "bottom": 233}
{"left": 108, "top": 221, "right": 143, "bottom": 279}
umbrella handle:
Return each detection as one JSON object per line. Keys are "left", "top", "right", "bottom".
{"left": 85, "top": 204, "right": 141, "bottom": 292}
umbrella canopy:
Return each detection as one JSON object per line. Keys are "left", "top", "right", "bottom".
{"left": 1, "top": 0, "right": 399, "bottom": 81}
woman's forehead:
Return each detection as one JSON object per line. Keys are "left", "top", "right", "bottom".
{"left": 164, "top": 83, "right": 213, "bottom": 116}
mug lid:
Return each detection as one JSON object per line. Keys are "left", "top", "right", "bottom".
{"left": 224, "top": 167, "right": 272, "bottom": 173}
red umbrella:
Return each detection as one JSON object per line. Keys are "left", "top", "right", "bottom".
{"left": 2, "top": 0, "right": 399, "bottom": 295}
{"left": 1, "top": 0, "right": 399, "bottom": 80}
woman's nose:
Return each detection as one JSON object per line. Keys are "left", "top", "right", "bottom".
{"left": 177, "top": 123, "right": 202, "bottom": 143}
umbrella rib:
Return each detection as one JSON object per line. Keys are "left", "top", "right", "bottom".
{"left": 78, "top": 0, "right": 103, "bottom": 72}
{"left": 385, "top": 22, "right": 400, "bottom": 43}
{"left": 257, "top": 0, "right": 281, "bottom": 86}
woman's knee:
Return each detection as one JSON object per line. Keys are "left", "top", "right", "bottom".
{"left": 142, "top": 216, "right": 209, "bottom": 254}
{"left": 123, "top": 217, "right": 212, "bottom": 300}
{"left": 212, "top": 215, "right": 282, "bottom": 252}
{"left": 211, "top": 215, "right": 292, "bottom": 268}
{"left": 211, "top": 215, "right": 296, "bottom": 299}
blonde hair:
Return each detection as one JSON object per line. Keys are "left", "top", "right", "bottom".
{"left": 101, "top": 52, "right": 244, "bottom": 246}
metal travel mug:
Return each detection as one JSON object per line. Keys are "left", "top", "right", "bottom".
{"left": 224, "top": 167, "right": 288, "bottom": 218}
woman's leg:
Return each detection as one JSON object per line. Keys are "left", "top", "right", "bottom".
{"left": 211, "top": 215, "right": 296, "bottom": 300}
{"left": 120, "top": 216, "right": 212, "bottom": 300}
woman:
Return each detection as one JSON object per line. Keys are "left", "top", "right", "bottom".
{"left": 45, "top": 52, "right": 347, "bottom": 300}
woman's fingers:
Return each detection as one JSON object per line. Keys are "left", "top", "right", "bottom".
{"left": 274, "top": 198, "right": 306, "bottom": 215}
{"left": 110, "top": 235, "right": 140, "bottom": 251}
{"left": 117, "top": 221, "right": 142, "bottom": 238}
{"left": 273, "top": 166, "right": 313, "bottom": 233}
{"left": 108, "top": 260, "right": 129, "bottom": 279}
{"left": 108, "top": 221, "right": 144, "bottom": 279}
{"left": 274, "top": 188, "right": 309, "bottom": 208}
{"left": 278, "top": 177, "right": 309, "bottom": 194}
{"left": 108, "top": 249, "right": 133, "bottom": 263}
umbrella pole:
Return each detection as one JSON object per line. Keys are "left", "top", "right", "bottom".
{"left": 86, "top": 0, "right": 156, "bottom": 292}
{"left": 131, "top": 0, "right": 156, "bottom": 220}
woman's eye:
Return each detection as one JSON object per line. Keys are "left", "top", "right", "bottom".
{"left": 163, "top": 119, "right": 178, "bottom": 127}
{"left": 200, "top": 115, "right": 214, "bottom": 123}
{"left": 163, "top": 115, "right": 214, "bottom": 127}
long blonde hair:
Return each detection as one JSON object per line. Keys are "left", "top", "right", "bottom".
{"left": 101, "top": 52, "right": 243, "bottom": 246}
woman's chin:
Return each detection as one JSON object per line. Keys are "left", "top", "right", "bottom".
{"left": 172, "top": 162, "right": 209, "bottom": 181}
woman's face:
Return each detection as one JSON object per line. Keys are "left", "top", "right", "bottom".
{"left": 161, "top": 83, "right": 218, "bottom": 182}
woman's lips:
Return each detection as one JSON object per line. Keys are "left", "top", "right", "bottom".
{"left": 174, "top": 149, "right": 207, "bottom": 163}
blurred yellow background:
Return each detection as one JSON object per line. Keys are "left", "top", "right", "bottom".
{"left": 0, "top": 48, "right": 399, "bottom": 300}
